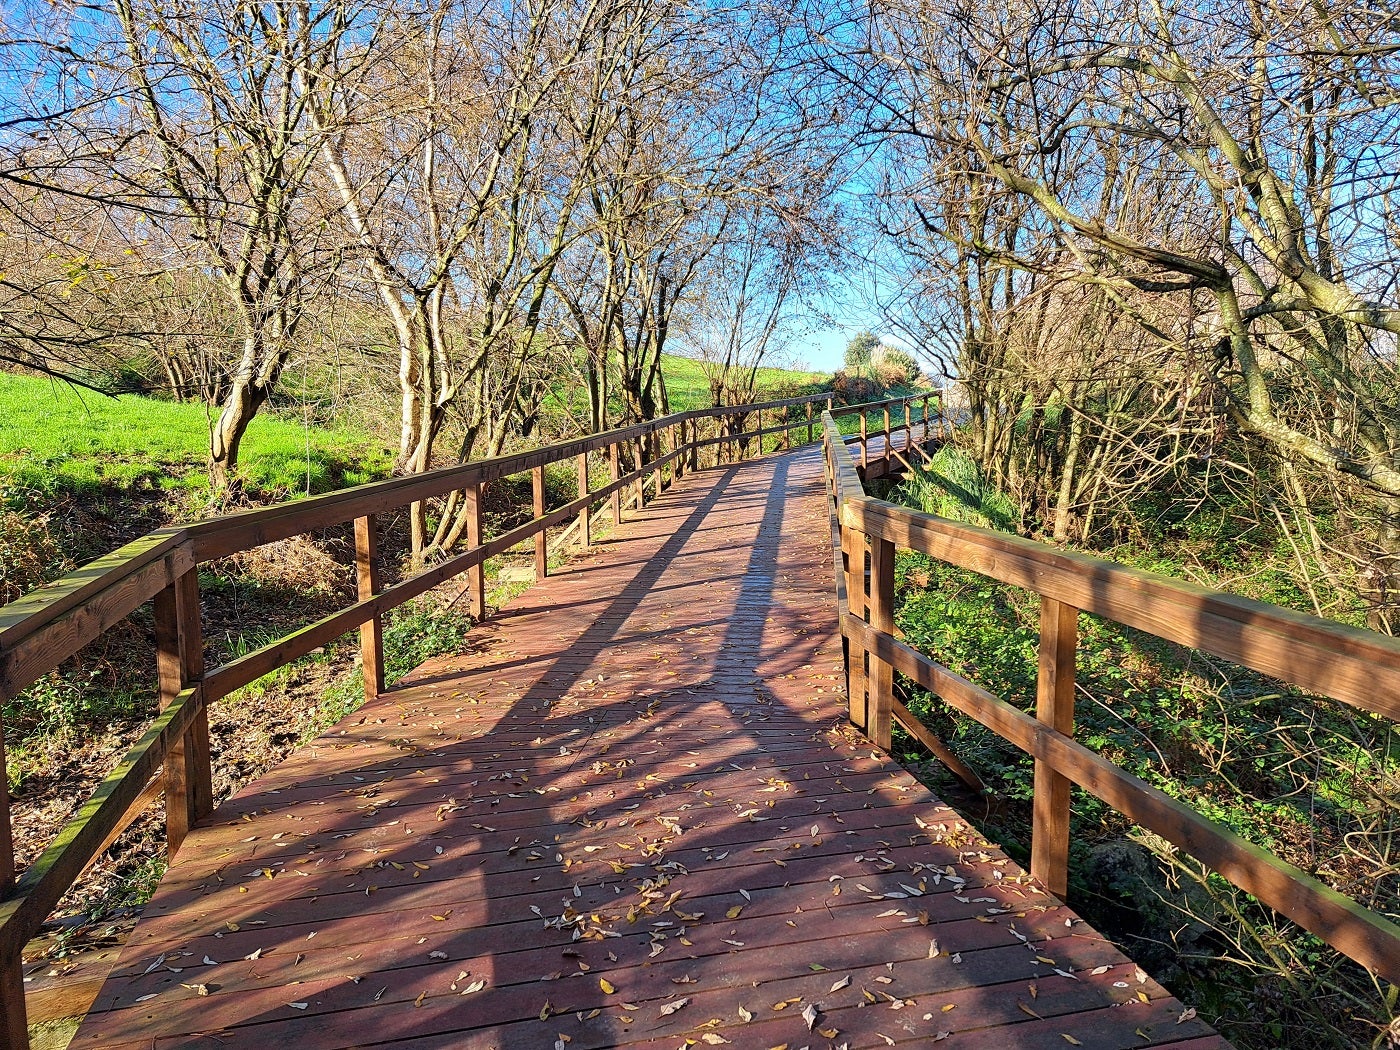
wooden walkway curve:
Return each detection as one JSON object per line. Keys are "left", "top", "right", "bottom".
{"left": 70, "top": 447, "right": 1227, "bottom": 1049}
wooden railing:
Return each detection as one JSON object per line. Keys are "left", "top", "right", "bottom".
{"left": 0, "top": 389, "right": 930, "bottom": 1047}
{"left": 823, "top": 410, "right": 1400, "bottom": 989}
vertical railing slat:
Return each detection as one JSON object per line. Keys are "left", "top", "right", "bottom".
{"left": 841, "top": 525, "right": 868, "bottom": 731}
{"left": 153, "top": 564, "right": 208, "bottom": 857}
{"left": 464, "top": 482, "right": 486, "bottom": 619}
{"left": 867, "top": 534, "right": 895, "bottom": 750}
{"left": 577, "top": 453, "right": 591, "bottom": 549}
{"left": 355, "top": 514, "right": 385, "bottom": 700}
{"left": 1031, "top": 596, "right": 1078, "bottom": 898}
{"left": 609, "top": 442, "right": 622, "bottom": 525}
{"left": 533, "top": 466, "right": 547, "bottom": 580}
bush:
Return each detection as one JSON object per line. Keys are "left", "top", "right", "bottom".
{"left": 832, "top": 370, "right": 884, "bottom": 404}
{"left": 0, "top": 508, "right": 62, "bottom": 603}
{"left": 897, "top": 445, "right": 1018, "bottom": 531}
{"left": 872, "top": 345, "right": 922, "bottom": 387}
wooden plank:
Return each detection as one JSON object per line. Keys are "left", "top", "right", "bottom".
{"left": 842, "top": 523, "right": 868, "bottom": 731}
{"left": 609, "top": 443, "right": 622, "bottom": 525}
{"left": 844, "top": 494, "right": 1400, "bottom": 722}
{"left": 355, "top": 515, "right": 385, "bottom": 699}
{"left": 0, "top": 945, "right": 25, "bottom": 1050}
{"left": 26, "top": 975, "right": 108, "bottom": 1026}
{"left": 201, "top": 469, "right": 663, "bottom": 703}
{"left": 153, "top": 566, "right": 208, "bottom": 856}
{"left": 867, "top": 533, "right": 895, "bottom": 750}
{"left": 70, "top": 449, "right": 1221, "bottom": 1050}
{"left": 1032, "top": 596, "right": 1078, "bottom": 898}
{"left": 0, "top": 686, "right": 202, "bottom": 958}
{"left": 845, "top": 615, "right": 1400, "bottom": 986}
{"left": 0, "top": 528, "right": 186, "bottom": 643}
{"left": 1, "top": 541, "right": 190, "bottom": 702}
{"left": 532, "top": 466, "right": 547, "bottom": 581}
{"left": 0, "top": 718, "right": 12, "bottom": 894}
{"left": 890, "top": 695, "right": 985, "bottom": 792}
{"left": 464, "top": 483, "right": 485, "bottom": 619}
{"left": 576, "top": 454, "right": 591, "bottom": 549}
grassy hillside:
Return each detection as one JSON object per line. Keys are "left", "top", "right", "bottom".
{"left": 0, "top": 373, "right": 394, "bottom": 508}
{"left": 661, "top": 353, "right": 830, "bottom": 411}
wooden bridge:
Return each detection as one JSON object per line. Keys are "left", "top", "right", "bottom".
{"left": 2, "top": 393, "right": 1398, "bottom": 1048}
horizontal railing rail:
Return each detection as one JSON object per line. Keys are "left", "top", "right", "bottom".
{"left": 822, "top": 410, "right": 1400, "bottom": 989}
{"left": 0, "top": 388, "right": 931, "bottom": 1048}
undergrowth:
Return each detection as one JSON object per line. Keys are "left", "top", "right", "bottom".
{"left": 891, "top": 545, "right": 1400, "bottom": 1049}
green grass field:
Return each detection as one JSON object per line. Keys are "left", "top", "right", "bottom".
{"left": 659, "top": 353, "right": 830, "bottom": 411}
{"left": 0, "top": 373, "right": 394, "bottom": 507}
{"left": 1, "top": 357, "right": 832, "bottom": 511}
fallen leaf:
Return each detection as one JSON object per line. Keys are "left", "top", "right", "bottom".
{"left": 599, "top": 978, "right": 616, "bottom": 994}
{"left": 830, "top": 975, "right": 851, "bottom": 992}
{"left": 737, "top": 1005, "right": 753, "bottom": 1022}
{"left": 287, "top": 1002, "right": 308, "bottom": 1010}
{"left": 1061, "top": 1036, "right": 1082, "bottom": 1045}
{"left": 802, "top": 1003, "right": 819, "bottom": 1031}
{"left": 1177, "top": 1007, "right": 1197, "bottom": 1024}
{"left": 659, "top": 997, "right": 689, "bottom": 1016}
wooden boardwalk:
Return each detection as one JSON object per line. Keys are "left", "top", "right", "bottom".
{"left": 71, "top": 447, "right": 1227, "bottom": 1049}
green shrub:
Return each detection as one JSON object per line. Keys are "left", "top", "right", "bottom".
{"left": 897, "top": 445, "right": 1018, "bottom": 531}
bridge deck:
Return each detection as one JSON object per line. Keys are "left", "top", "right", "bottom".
{"left": 72, "top": 447, "right": 1226, "bottom": 1049}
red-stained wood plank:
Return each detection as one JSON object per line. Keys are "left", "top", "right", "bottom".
{"left": 71, "top": 446, "right": 1231, "bottom": 1050}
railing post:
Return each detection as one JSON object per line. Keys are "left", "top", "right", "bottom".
{"left": 355, "top": 514, "right": 385, "bottom": 700}
{"left": 465, "top": 481, "right": 486, "bottom": 619}
{"left": 0, "top": 724, "right": 13, "bottom": 894}
{"left": 859, "top": 414, "right": 868, "bottom": 469}
{"left": 533, "top": 465, "right": 547, "bottom": 580}
{"left": 0, "top": 944, "right": 25, "bottom": 1050}
{"left": 806, "top": 401, "right": 814, "bottom": 444}
{"left": 904, "top": 400, "right": 912, "bottom": 452}
{"left": 867, "top": 533, "right": 895, "bottom": 750}
{"left": 653, "top": 430, "right": 664, "bottom": 498}
{"left": 688, "top": 419, "right": 699, "bottom": 473}
{"left": 0, "top": 707, "right": 23, "bottom": 1050}
{"left": 756, "top": 408, "right": 763, "bottom": 456}
{"left": 921, "top": 394, "right": 931, "bottom": 439}
{"left": 577, "top": 453, "right": 591, "bottom": 549}
{"left": 633, "top": 436, "right": 645, "bottom": 510}
{"left": 842, "top": 525, "right": 868, "bottom": 731}
{"left": 675, "top": 422, "right": 685, "bottom": 478}
{"left": 153, "top": 564, "right": 210, "bottom": 857}
{"left": 609, "top": 442, "right": 622, "bottom": 525}
{"left": 1031, "top": 596, "right": 1078, "bottom": 898}
{"left": 883, "top": 405, "right": 892, "bottom": 457}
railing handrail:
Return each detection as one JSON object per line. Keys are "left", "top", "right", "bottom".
{"left": 822, "top": 409, "right": 1400, "bottom": 988}
{"left": 0, "top": 393, "right": 825, "bottom": 642}
{"left": 0, "top": 388, "right": 933, "bottom": 1047}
